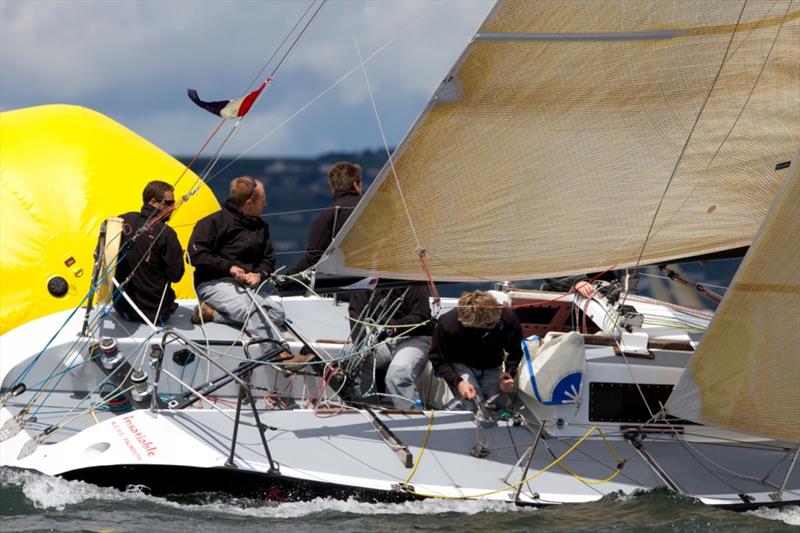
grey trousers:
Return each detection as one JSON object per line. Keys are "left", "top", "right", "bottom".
{"left": 360, "top": 336, "right": 431, "bottom": 409}
{"left": 196, "top": 278, "right": 285, "bottom": 341}
{"left": 450, "top": 363, "right": 503, "bottom": 411}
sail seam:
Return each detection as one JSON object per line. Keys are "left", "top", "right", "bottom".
{"left": 475, "top": 31, "right": 684, "bottom": 41}
{"left": 474, "top": 9, "right": 799, "bottom": 42}
{"left": 629, "top": 0, "right": 750, "bottom": 275}
{"left": 704, "top": 0, "right": 795, "bottom": 171}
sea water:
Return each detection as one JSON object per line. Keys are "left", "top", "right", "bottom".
{"left": 2, "top": 468, "right": 797, "bottom": 532}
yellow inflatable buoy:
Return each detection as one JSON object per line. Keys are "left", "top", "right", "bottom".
{"left": 0, "top": 104, "right": 220, "bottom": 334}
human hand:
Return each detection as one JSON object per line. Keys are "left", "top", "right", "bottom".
{"left": 243, "top": 272, "right": 261, "bottom": 287}
{"left": 457, "top": 379, "right": 476, "bottom": 400}
{"left": 229, "top": 265, "right": 247, "bottom": 283}
{"left": 499, "top": 372, "right": 514, "bottom": 393}
{"left": 573, "top": 280, "right": 594, "bottom": 298}
{"left": 376, "top": 327, "right": 396, "bottom": 342}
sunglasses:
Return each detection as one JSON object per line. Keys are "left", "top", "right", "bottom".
{"left": 160, "top": 199, "right": 176, "bottom": 206}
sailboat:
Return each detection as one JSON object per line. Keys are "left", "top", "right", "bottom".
{"left": 1, "top": 0, "right": 798, "bottom": 510}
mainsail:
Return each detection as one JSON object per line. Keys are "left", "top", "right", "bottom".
{"left": 665, "top": 159, "right": 799, "bottom": 442}
{"left": 316, "top": 0, "right": 800, "bottom": 281}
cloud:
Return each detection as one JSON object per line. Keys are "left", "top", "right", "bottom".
{"left": 1, "top": 0, "right": 492, "bottom": 155}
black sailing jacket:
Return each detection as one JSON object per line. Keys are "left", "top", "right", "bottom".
{"left": 188, "top": 200, "right": 276, "bottom": 287}
{"left": 285, "top": 191, "right": 361, "bottom": 275}
{"left": 429, "top": 307, "right": 523, "bottom": 389}
{"left": 348, "top": 284, "right": 434, "bottom": 340}
{"left": 113, "top": 204, "right": 184, "bottom": 322}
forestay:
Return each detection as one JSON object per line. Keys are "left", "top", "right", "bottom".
{"left": 316, "top": 0, "right": 800, "bottom": 281}
{"left": 666, "top": 159, "right": 799, "bottom": 442}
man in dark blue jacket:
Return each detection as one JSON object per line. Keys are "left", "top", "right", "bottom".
{"left": 114, "top": 181, "right": 184, "bottom": 324}
{"left": 188, "top": 176, "right": 284, "bottom": 341}
{"left": 348, "top": 284, "right": 433, "bottom": 408}
{"left": 285, "top": 162, "right": 362, "bottom": 275}
{"left": 429, "top": 290, "right": 522, "bottom": 409}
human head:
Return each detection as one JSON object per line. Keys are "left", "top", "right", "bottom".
{"left": 457, "top": 290, "right": 502, "bottom": 329}
{"left": 142, "top": 180, "right": 175, "bottom": 219}
{"left": 327, "top": 162, "right": 362, "bottom": 196}
{"left": 142, "top": 180, "right": 174, "bottom": 205}
{"left": 228, "top": 176, "right": 266, "bottom": 216}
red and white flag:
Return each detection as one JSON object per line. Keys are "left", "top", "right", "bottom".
{"left": 187, "top": 81, "right": 266, "bottom": 119}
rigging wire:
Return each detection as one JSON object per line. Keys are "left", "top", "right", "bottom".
{"left": 90, "top": 1, "right": 331, "bottom": 323}
{"left": 207, "top": 0, "right": 444, "bottom": 182}
{"left": 6, "top": 1, "right": 331, "bottom": 403}
{"left": 353, "top": 36, "right": 440, "bottom": 302}
{"left": 242, "top": 0, "right": 320, "bottom": 93}
{"left": 354, "top": 37, "right": 420, "bottom": 251}
{"left": 627, "top": 0, "right": 749, "bottom": 281}
{"left": 181, "top": 0, "right": 328, "bottom": 195}
{"left": 648, "top": 0, "right": 792, "bottom": 239}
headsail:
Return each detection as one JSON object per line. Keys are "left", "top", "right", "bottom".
{"left": 316, "top": 0, "right": 800, "bottom": 281}
{"left": 665, "top": 159, "right": 799, "bottom": 442}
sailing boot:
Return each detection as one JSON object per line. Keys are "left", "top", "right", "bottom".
{"left": 190, "top": 302, "right": 216, "bottom": 325}
{"left": 279, "top": 353, "right": 316, "bottom": 373}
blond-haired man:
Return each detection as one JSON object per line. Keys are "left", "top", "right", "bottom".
{"left": 429, "top": 290, "right": 522, "bottom": 408}
{"left": 188, "top": 176, "right": 284, "bottom": 341}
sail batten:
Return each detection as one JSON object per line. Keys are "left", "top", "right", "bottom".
{"left": 316, "top": 0, "right": 800, "bottom": 282}
{"left": 474, "top": 31, "right": 685, "bottom": 41}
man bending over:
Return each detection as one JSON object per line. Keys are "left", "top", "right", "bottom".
{"left": 429, "top": 290, "right": 522, "bottom": 410}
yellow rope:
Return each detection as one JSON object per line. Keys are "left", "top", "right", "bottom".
{"left": 401, "top": 424, "right": 626, "bottom": 500}
{"left": 403, "top": 409, "right": 435, "bottom": 486}
{"left": 550, "top": 425, "right": 627, "bottom": 484}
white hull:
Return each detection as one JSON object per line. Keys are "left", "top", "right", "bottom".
{"left": 1, "top": 292, "right": 797, "bottom": 509}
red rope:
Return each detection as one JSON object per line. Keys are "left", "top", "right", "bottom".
{"left": 418, "top": 249, "right": 440, "bottom": 302}
{"left": 173, "top": 118, "right": 226, "bottom": 190}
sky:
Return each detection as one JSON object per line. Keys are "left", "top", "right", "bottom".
{"left": 0, "top": 0, "right": 493, "bottom": 157}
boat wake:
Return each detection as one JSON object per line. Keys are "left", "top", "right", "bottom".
{"left": 0, "top": 467, "right": 529, "bottom": 516}
{"left": 748, "top": 505, "right": 800, "bottom": 527}
{"left": 5, "top": 466, "right": 800, "bottom": 531}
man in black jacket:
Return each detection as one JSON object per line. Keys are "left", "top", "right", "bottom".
{"left": 348, "top": 285, "right": 433, "bottom": 408}
{"left": 429, "top": 290, "right": 522, "bottom": 409}
{"left": 114, "top": 181, "right": 184, "bottom": 324}
{"left": 188, "top": 176, "right": 284, "bottom": 341}
{"left": 285, "top": 162, "right": 362, "bottom": 275}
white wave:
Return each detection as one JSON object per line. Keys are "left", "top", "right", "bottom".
{"left": 196, "top": 497, "right": 534, "bottom": 518}
{"left": 1, "top": 468, "right": 534, "bottom": 516}
{"left": 748, "top": 504, "right": 800, "bottom": 526}
{"left": 2, "top": 468, "right": 115, "bottom": 511}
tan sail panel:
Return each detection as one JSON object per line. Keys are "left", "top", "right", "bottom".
{"left": 666, "top": 162, "right": 799, "bottom": 442}
{"left": 317, "top": 0, "right": 800, "bottom": 281}
{"left": 96, "top": 216, "right": 124, "bottom": 305}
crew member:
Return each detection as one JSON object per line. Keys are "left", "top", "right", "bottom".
{"left": 349, "top": 284, "right": 433, "bottom": 408}
{"left": 188, "top": 176, "right": 284, "bottom": 342}
{"left": 428, "top": 290, "right": 522, "bottom": 409}
{"left": 114, "top": 180, "right": 184, "bottom": 324}
{"left": 285, "top": 162, "right": 362, "bottom": 275}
